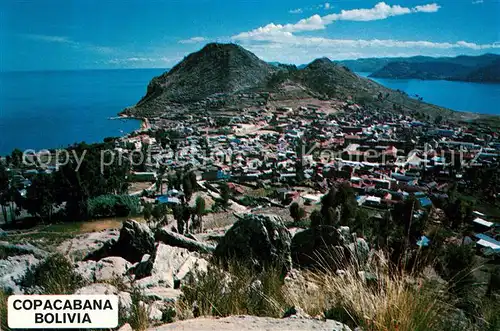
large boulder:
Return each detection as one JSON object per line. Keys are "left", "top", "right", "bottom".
{"left": 0, "top": 242, "right": 49, "bottom": 259}
{"left": 85, "top": 220, "right": 155, "bottom": 263}
{"left": 0, "top": 254, "right": 42, "bottom": 294}
{"left": 155, "top": 228, "right": 215, "bottom": 254}
{"left": 95, "top": 257, "right": 132, "bottom": 282}
{"left": 291, "top": 225, "right": 350, "bottom": 269}
{"left": 57, "top": 229, "right": 119, "bottom": 261}
{"left": 115, "top": 220, "right": 155, "bottom": 263}
{"left": 214, "top": 214, "right": 292, "bottom": 273}
{"left": 348, "top": 237, "right": 370, "bottom": 266}
{"left": 135, "top": 243, "right": 208, "bottom": 289}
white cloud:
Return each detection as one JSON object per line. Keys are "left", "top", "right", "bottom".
{"left": 233, "top": 2, "right": 440, "bottom": 40}
{"left": 324, "top": 3, "right": 331, "bottom": 10}
{"left": 23, "top": 34, "right": 77, "bottom": 45}
{"left": 107, "top": 57, "right": 174, "bottom": 65}
{"left": 178, "top": 36, "right": 207, "bottom": 44}
{"left": 412, "top": 3, "right": 441, "bottom": 12}
{"left": 233, "top": 33, "right": 500, "bottom": 64}
{"left": 472, "top": 0, "right": 484, "bottom": 4}
{"left": 289, "top": 8, "right": 303, "bottom": 14}
{"left": 22, "top": 34, "right": 114, "bottom": 54}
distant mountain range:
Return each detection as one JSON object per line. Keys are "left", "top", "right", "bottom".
{"left": 337, "top": 54, "right": 500, "bottom": 83}
{"left": 124, "top": 43, "right": 464, "bottom": 120}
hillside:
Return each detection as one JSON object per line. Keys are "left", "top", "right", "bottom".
{"left": 124, "top": 43, "right": 462, "bottom": 119}
{"left": 133, "top": 43, "right": 276, "bottom": 112}
{"left": 369, "top": 61, "right": 472, "bottom": 80}
{"left": 462, "top": 59, "right": 500, "bottom": 83}
{"left": 338, "top": 53, "right": 500, "bottom": 74}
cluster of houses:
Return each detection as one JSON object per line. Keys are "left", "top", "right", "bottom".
{"left": 119, "top": 101, "right": 500, "bottom": 257}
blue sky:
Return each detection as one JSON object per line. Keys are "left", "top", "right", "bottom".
{"left": 1, "top": 0, "right": 499, "bottom": 71}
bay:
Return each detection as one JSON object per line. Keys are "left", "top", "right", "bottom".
{"left": 357, "top": 72, "right": 500, "bottom": 116}
{"left": 0, "top": 68, "right": 165, "bottom": 156}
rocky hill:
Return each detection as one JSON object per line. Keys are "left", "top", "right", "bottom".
{"left": 132, "top": 43, "right": 276, "bottom": 114}
{"left": 124, "top": 43, "right": 460, "bottom": 119}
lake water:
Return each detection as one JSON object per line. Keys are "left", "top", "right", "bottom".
{"left": 1, "top": 69, "right": 498, "bottom": 156}
{"left": 0, "top": 68, "right": 165, "bottom": 156}
{"left": 357, "top": 72, "right": 500, "bottom": 116}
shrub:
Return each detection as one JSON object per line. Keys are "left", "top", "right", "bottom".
{"left": 18, "top": 253, "right": 84, "bottom": 294}
{"left": 127, "top": 287, "right": 150, "bottom": 331}
{"left": 0, "top": 289, "right": 10, "bottom": 331}
{"left": 87, "top": 194, "right": 141, "bottom": 219}
{"left": 290, "top": 251, "right": 451, "bottom": 331}
{"left": 179, "top": 262, "right": 288, "bottom": 318}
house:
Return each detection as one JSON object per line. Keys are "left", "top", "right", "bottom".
{"left": 472, "top": 217, "right": 495, "bottom": 232}
{"left": 156, "top": 195, "right": 181, "bottom": 205}
{"left": 474, "top": 233, "right": 500, "bottom": 255}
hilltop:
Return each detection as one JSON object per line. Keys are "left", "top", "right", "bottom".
{"left": 131, "top": 43, "right": 276, "bottom": 114}
{"left": 123, "top": 43, "right": 460, "bottom": 120}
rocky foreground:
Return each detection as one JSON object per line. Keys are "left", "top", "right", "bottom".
{"left": 1, "top": 214, "right": 367, "bottom": 330}
{"left": 144, "top": 315, "right": 350, "bottom": 331}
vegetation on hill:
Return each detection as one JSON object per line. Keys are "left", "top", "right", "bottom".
{"left": 338, "top": 53, "right": 500, "bottom": 76}
{"left": 369, "top": 55, "right": 500, "bottom": 82}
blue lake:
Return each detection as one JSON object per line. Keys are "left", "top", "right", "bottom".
{"left": 0, "top": 68, "right": 499, "bottom": 156}
{"left": 0, "top": 68, "right": 165, "bottom": 156}
{"left": 357, "top": 72, "right": 500, "bottom": 116}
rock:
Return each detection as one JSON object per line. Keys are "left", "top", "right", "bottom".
{"left": 0, "top": 254, "right": 41, "bottom": 294}
{"left": 214, "top": 214, "right": 292, "bottom": 273}
{"left": 57, "top": 229, "right": 119, "bottom": 261}
{"left": 0, "top": 241, "right": 49, "bottom": 259}
{"left": 118, "top": 323, "right": 133, "bottom": 331}
{"left": 75, "top": 283, "right": 119, "bottom": 295}
{"left": 148, "top": 301, "right": 165, "bottom": 321}
{"left": 348, "top": 238, "right": 370, "bottom": 265}
{"left": 95, "top": 257, "right": 131, "bottom": 282}
{"left": 117, "top": 220, "right": 156, "bottom": 263}
{"left": 136, "top": 244, "right": 202, "bottom": 289}
{"left": 83, "top": 238, "right": 117, "bottom": 262}
{"left": 118, "top": 291, "right": 133, "bottom": 317}
{"left": 75, "top": 284, "right": 131, "bottom": 315}
{"left": 155, "top": 228, "right": 215, "bottom": 254}
{"left": 142, "top": 287, "right": 182, "bottom": 303}
{"left": 175, "top": 255, "right": 208, "bottom": 287}
{"left": 85, "top": 220, "right": 155, "bottom": 263}
{"left": 291, "top": 225, "right": 349, "bottom": 269}
{"left": 147, "top": 315, "right": 352, "bottom": 331}
{"left": 283, "top": 306, "right": 311, "bottom": 319}
{"left": 75, "top": 260, "right": 97, "bottom": 283}
{"left": 132, "top": 254, "right": 154, "bottom": 280}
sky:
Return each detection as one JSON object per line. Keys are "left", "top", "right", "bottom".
{"left": 0, "top": 0, "right": 499, "bottom": 71}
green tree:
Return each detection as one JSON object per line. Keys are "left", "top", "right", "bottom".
{"left": 219, "top": 183, "right": 231, "bottom": 208}
{"left": 23, "top": 174, "right": 58, "bottom": 223}
{"left": 0, "top": 165, "right": 10, "bottom": 223}
{"left": 157, "top": 165, "right": 166, "bottom": 194}
{"left": 289, "top": 202, "right": 306, "bottom": 224}
{"left": 182, "top": 174, "right": 193, "bottom": 202}
{"left": 151, "top": 203, "right": 168, "bottom": 227}
{"left": 143, "top": 202, "right": 153, "bottom": 223}
{"left": 310, "top": 210, "right": 323, "bottom": 228}
{"left": 194, "top": 196, "right": 206, "bottom": 233}
{"left": 10, "top": 149, "right": 23, "bottom": 168}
